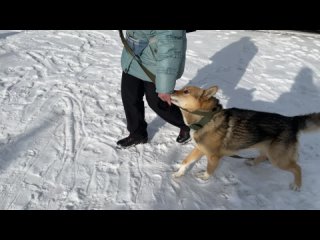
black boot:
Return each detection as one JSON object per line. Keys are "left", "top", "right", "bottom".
{"left": 176, "top": 127, "right": 190, "bottom": 143}
{"left": 117, "top": 135, "right": 148, "bottom": 148}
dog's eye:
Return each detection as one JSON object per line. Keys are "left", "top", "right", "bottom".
{"left": 183, "top": 89, "right": 189, "bottom": 94}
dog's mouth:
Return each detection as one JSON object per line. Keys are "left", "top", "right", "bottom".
{"left": 170, "top": 96, "right": 179, "bottom": 106}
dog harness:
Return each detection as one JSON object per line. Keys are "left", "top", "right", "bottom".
{"left": 179, "top": 105, "right": 254, "bottom": 160}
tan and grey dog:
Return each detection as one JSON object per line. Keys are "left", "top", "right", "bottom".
{"left": 171, "top": 85, "right": 320, "bottom": 191}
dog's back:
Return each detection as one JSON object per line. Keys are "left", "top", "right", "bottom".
{"left": 221, "top": 108, "right": 303, "bottom": 150}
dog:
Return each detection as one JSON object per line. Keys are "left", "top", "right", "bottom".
{"left": 171, "top": 85, "right": 320, "bottom": 191}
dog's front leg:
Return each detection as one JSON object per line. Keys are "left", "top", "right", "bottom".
{"left": 172, "top": 147, "right": 204, "bottom": 178}
{"left": 196, "top": 155, "right": 221, "bottom": 181}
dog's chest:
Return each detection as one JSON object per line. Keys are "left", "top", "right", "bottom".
{"left": 190, "top": 129, "right": 197, "bottom": 143}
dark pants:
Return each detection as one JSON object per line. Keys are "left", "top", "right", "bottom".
{"left": 121, "top": 72, "right": 187, "bottom": 138}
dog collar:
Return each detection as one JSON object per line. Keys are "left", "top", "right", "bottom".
{"left": 189, "top": 112, "right": 215, "bottom": 130}
{"left": 180, "top": 105, "right": 222, "bottom": 130}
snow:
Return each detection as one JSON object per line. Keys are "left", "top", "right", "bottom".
{"left": 0, "top": 30, "right": 320, "bottom": 210}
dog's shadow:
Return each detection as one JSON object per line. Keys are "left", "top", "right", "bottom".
{"left": 186, "top": 35, "right": 320, "bottom": 115}
{"left": 226, "top": 67, "right": 320, "bottom": 118}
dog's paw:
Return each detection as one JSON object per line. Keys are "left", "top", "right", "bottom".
{"left": 173, "top": 163, "right": 182, "bottom": 171}
{"left": 290, "top": 183, "right": 301, "bottom": 192}
{"left": 245, "top": 159, "right": 255, "bottom": 166}
{"left": 172, "top": 165, "right": 186, "bottom": 179}
{"left": 195, "top": 171, "right": 210, "bottom": 181}
{"left": 172, "top": 171, "right": 184, "bottom": 178}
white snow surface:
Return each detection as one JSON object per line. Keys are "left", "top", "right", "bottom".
{"left": 0, "top": 30, "right": 320, "bottom": 210}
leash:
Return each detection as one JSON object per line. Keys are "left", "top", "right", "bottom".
{"left": 119, "top": 30, "right": 156, "bottom": 84}
{"left": 229, "top": 155, "right": 255, "bottom": 160}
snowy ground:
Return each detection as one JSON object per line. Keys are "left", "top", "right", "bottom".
{"left": 0, "top": 30, "right": 320, "bottom": 210}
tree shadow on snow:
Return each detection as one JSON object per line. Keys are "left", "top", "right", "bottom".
{"left": 0, "top": 114, "right": 60, "bottom": 170}
{"left": 0, "top": 31, "right": 21, "bottom": 40}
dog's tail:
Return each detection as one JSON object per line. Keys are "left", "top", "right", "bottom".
{"left": 295, "top": 113, "right": 320, "bottom": 133}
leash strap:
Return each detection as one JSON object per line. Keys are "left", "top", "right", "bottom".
{"left": 119, "top": 30, "right": 156, "bottom": 84}
{"left": 229, "top": 155, "right": 255, "bottom": 160}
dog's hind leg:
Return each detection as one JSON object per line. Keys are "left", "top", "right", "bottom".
{"left": 172, "top": 147, "right": 204, "bottom": 178}
{"left": 196, "top": 155, "right": 221, "bottom": 181}
{"left": 275, "top": 160, "right": 301, "bottom": 191}
{"left": 268, "top": 142, "right": 301, "bottom": 191}
{"left": 287, "top": 163, "right": 302, "bottom": 191}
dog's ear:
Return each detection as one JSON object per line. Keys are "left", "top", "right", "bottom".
{"left": 203, "top": 86, "right": 218, "bottom": 98}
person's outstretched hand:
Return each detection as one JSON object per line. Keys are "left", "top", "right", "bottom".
{"left": 158, "top": 93, "right": 171, "bottom": 106}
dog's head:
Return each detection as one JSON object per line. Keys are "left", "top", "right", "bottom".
{"left": 171, "top": 85, "right": 219, "bottom": 112}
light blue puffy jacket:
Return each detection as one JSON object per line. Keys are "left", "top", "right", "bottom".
{"left": 121, "top": 30, "right": 187, "bottom": 94}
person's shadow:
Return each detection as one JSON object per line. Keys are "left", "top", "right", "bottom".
{"left": 187, "top": 36, "right": 259, "bottom": 109}
{"left": 148, "top": 36, "right": 259, "bottom": 140}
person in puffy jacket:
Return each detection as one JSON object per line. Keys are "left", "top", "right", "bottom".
{"left": 117, "top": 30, "right": 190, "bottom": 148}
